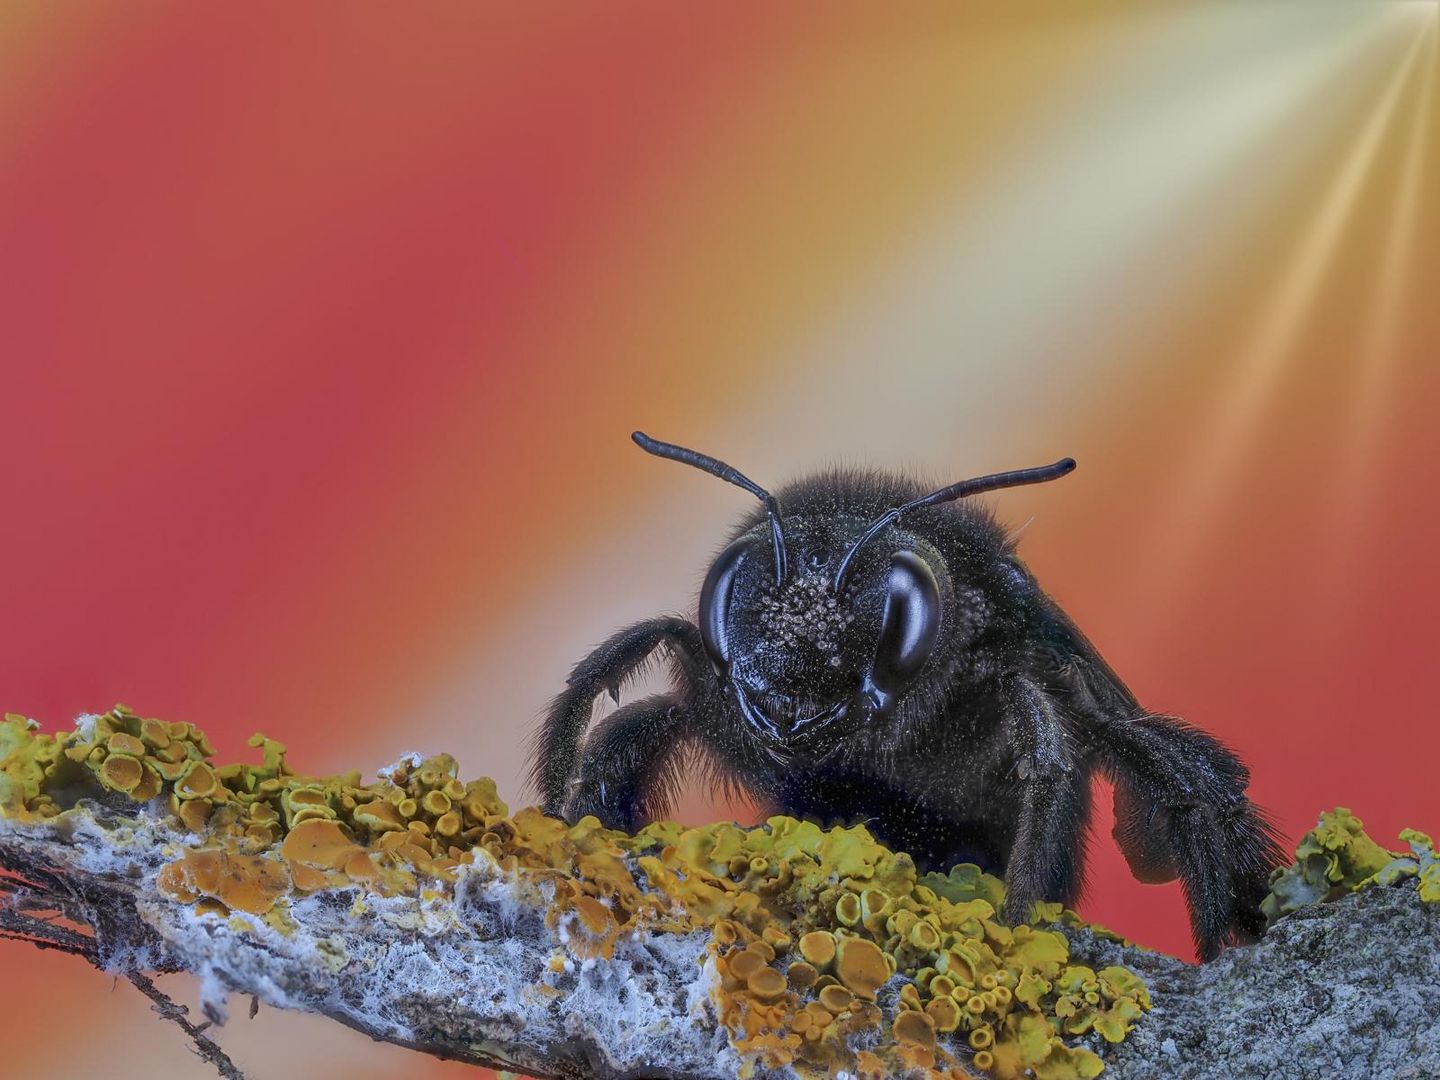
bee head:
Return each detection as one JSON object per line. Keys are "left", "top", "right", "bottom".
{"left": 632, "top": 430, "right": 1074, "bottom": 744}
{"left": 697, "top": 518, "right": 945, "bottom": 741}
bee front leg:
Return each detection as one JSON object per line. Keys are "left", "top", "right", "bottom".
{"left": 998, "top": 675, "right": 1090, "bottom": 925}
{"left": 569, "top": 694, "right": 693, "bottom": 834}
{"left": 527, "top": 617, "right": 705, "bottom": 818}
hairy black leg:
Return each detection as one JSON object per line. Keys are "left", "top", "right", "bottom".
{"left": 1086, "top": 713, "right": 1282, "bottom": 960}
{"left": 568, "top": 695, "right": 693, "bottom": 833}
{"left": 1217, "top": 796, "right": 1288, "bottom": 940}
{"left": 526, "top": 617, "right": 705, "bottom": 817}
{"left": 1158, "top": 801, "right": 1232, "bottom": 962}
{"left": 999, "top": 675, "right": 1089, "bottom": 924}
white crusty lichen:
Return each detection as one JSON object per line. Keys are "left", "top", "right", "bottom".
{"left": 375, "top": 751, "right": 426, "bottom": 783}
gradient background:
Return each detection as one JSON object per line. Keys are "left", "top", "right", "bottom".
{"left": 2, "top": 3, "right": 1437, "bottom": 1077}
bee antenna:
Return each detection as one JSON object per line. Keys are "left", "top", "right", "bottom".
{"left": 833, "top": 457, "right": 1076, "bottom": 592}
{"left": 632, "top": 431, "right": 789, "bottom": 585}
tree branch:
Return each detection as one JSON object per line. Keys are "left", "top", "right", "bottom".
{"left": 5, "top": 705, "right": 1440, "bottom": 1080}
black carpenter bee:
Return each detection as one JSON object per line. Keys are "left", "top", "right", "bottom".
{"left": 527, "top": 432, "right": 1285, "bottom": 959}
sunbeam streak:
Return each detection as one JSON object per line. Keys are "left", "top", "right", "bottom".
{"left": 1323, "top": 28, "right": 1437, "bottom": 588}
{"left": 1132, "top": 26, "right": 1428, "bottom": 620}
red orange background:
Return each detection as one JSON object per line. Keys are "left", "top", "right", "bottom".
{"left": 2, "top": 4, "right": 1437, "bottom": 1077}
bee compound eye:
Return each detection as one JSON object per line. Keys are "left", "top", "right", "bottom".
{"left": 699, "top": 537, "right": 749, "bottom": 671}
{"left": 872, "top": 550, "right": 941, "bottom": 691}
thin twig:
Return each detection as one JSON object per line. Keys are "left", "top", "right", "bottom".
{"left": 0, "top": 908, "right": 95, "bottom": 956}
{"left": 125, "top": 970, "right": 247, "bottom": 1080}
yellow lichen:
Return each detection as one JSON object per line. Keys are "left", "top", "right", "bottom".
{"left": 1264, "top": 808, "right": 1440, "bottom": 922}
{"left": 893, "top": 1008, "right": 937, "bottom": 1049}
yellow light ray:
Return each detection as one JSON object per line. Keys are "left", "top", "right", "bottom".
{"left": 1132, "top": 26, "right": 1428, "bottom": 620}
{"left": 1323, "top": 25, "right": 1437, "bottom": 587}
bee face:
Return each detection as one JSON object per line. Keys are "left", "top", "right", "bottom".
{"left": 699, "top": 521, "right": 943, "bottom": 743}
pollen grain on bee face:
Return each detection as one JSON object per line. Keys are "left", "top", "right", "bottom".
{"left": 757, "top": 570, "right": 857, "bottom": 662}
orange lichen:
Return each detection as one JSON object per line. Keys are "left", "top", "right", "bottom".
{"left": 288, "top": 861, "right": 330, "bottom": 893}
{"left": 787, "top": 961, "right": 819, "bottom": 990}
{"left": 107, "top": 732, "right": 146, "bottom": 757}
{"left": 747, "top": 967, "right": 787, "bottom": 1001}
{"left": 894, "top": 1008, "right": 938, "bottom": 1048}
{"left": 176, "top": 761, "right": 219, "bottom": 799}
{"left": 835, "top": 936, "right": 890, "bottom": 1000}
{"left": 281, "top": 819, "right": 364, "bottom": 870}
{"left": 99, "top": 753, "right": 144, "bottom": 793}
{"left": 798, "top": 929, "right": 837, "bottom": 970}
{"left": 174, "top": 796, "right": 212, "bottom": 834}
{"left": 156, "top": 848, "right": 290, "bottom": 914}
{"left": 353, "top": 799, "right": 405, "bottom": 832}
{"left": 573, "top": 894, "right": 615, "bottom": 933}
{"left": 344, "top": 851, "right": 379, "bottom": 881}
